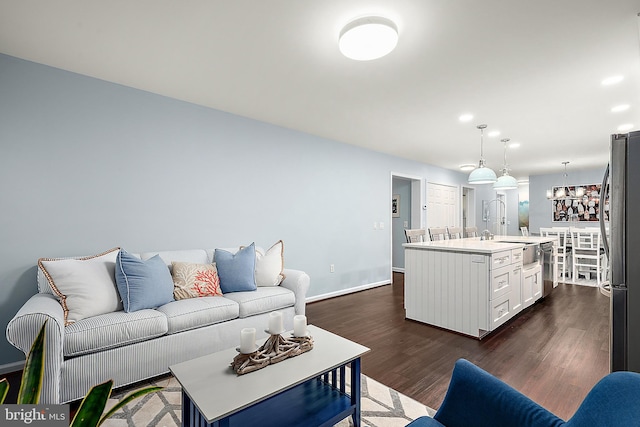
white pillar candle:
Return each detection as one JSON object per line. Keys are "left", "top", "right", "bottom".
{"left": 240, "top": 328, "right": 256, "bottom": 353}
{"left": 293, "top": 315, "right": 307, "bottom": 337}
{"left": 268, "top": 311, "right": 283, "bottom": 334}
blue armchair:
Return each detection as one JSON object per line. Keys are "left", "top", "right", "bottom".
{"left": 408, "top": 359, "right": 640, "bottom": 427}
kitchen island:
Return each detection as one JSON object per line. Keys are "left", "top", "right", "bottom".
{"left": 403, "top": 236, "right": 555, "bottom": 339}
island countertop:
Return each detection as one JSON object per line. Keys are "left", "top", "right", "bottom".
{"left": 403, "top": 235, "right": 556, "bottom": 254}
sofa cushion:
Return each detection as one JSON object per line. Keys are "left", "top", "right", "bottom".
{"left": 215, "top": 243, "right": 257, "bottom": 293}
{"left": 255, "top": 240, "right": 286, "bottom": 287}
{"left": 156, "top": 296, "right": 240, "bottom": 334}
{"left": 172, "top": 261, "right": 223, "bottom": 299}
{"left": 63, "top": 309, "right": 168, "bottom": 357}
{"left": 222, "top": 287, "right": 295, "bottom": 318}
{"left": 115, "top": 250, "right": 175, "bottom": 312}
{"left": 38, "top": 247, "right": 123, "bottom": 325}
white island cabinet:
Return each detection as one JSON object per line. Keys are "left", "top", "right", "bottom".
{"left": 403, "top": 237, "right": 549, "bottom": 339}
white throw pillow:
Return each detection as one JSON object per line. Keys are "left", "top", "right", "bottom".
{"left": 38, "top": 248, "right": 123, "bottom": 325}
{"left": 255, "top": 240, "right": 285, "bottom": 287}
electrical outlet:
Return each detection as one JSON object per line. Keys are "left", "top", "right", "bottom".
{"left": 379, "top": 222, "right": 384, "bottom": 229}
{"left": 404, "top": 221, "right": 408, "bottom": 228}
{"left": 330, "top": 264, "right": 335, "bottom": 273}
{"left": 373, "top": 222, "right": 377, "bottom": 229}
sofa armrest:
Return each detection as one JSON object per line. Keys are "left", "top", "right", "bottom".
{"left": 280, "top": 269, "right": 310, "bottom": 316}
{"left": 433, "top": 359, "right": 564, "bottom": 427}
{"left": 6, "top": 293, "right": 65, "bottom": 404}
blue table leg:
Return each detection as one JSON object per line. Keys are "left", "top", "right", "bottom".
{"left": 182, "top": 392, "right": 191, "bottom": 427}
{"left": 351, "top": 358, "right": 361, "bottom": 427}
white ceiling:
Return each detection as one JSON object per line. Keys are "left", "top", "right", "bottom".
{"left": 2, "top": 0, "right": 639, "bottom": 179}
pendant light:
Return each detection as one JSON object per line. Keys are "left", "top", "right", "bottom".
{"left": 546, "top": 161, "right": 585, "bottom": 199}
{"left": 493, "top": 138, "right": 518, "bottom": 190}
{"left": 468, "top": 124, "right": 497, "bottom": 184}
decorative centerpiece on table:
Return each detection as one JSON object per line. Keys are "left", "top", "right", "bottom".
{"left": 231, "top": 312, "right": 313, "bottom": 375}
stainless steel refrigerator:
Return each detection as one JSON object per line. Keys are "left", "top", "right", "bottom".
{"left": 605, "top": 130, "right": 640, "bottom": 372}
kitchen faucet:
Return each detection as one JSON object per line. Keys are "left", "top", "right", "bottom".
{"left": 483, "top": 198, "right": 507, "bottom": 235}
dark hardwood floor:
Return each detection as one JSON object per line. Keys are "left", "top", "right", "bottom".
{"left": 306, "top": 272, "right": 610, "bottom": 421}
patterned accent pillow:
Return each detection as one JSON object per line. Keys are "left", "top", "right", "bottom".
{"left": 38, "top": 247, "right": 123, "bottom": 325}
{"left": 172, "top": 262, "right": 223, "bottom": 300}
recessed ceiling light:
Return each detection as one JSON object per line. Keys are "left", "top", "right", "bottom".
{"left": 459, "top": 164, "right": 476, "bottom": 171}
{"left": 459, "top": 113, "right": 474, "bottom": 122}
{"left": 602, "top": 75, "right": 624, "bottom": 86}
{"left": 339, "top": 16, "right": 398, "bottom": 61}
{"left": 618, "top": 123, "right": 634, "bottom": 131}
{"left": 611, "top": 104, "right": 630, "bottom": 113}
{"left": 508, "top": 142, "right": 521, "bottom": 149}
{"left": 488, "top": 130, "right": 500, "bottom": 137}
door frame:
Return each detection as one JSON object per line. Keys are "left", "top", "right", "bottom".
{"left": 461, "top": 185, "right": 476, "bottom": 231}
{"left": 390, "top": 172, "right": 424, "bottom": 274}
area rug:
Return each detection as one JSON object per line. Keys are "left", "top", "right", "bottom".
{"left": 102, "top": 371, "right": 436, "bottom": 427}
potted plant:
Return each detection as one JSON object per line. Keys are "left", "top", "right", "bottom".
{"left": 0, "top": 321, "right": 162, "bottom": 427}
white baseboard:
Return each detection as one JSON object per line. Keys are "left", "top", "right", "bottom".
{"left": 306, "top": 280, "right": 391, "bottom": 304}
{"left": 0, "top": 360, "right": 24, "bottom": 375}
{"left": 392, "top": 267, "right": 405, "bottom": 273}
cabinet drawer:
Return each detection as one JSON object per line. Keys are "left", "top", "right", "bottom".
{"left": 511, "top": 248, "right": 523, "bottom": 264}
{"left": 490, "top": 292, "right": 513, "bottom": 331}
{"left": 491, "top": 265, "right": 512, "bottom": 299}
{"left": 492, "top": 251, "right": 512, "bottom": 268}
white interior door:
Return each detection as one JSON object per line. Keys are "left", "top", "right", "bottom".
{"left": 426, "top": 182, "right": 459, "bottom": 229}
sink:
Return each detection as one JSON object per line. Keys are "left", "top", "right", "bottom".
{"left": 495, "top": 240, "right": 540, "bottom": 265}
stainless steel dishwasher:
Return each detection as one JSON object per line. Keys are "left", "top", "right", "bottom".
{"left": 541, "top": 241, "right": 555, "bottom": 297}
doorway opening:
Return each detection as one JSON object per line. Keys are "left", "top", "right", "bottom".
{"left": 391, "top": 173, "right": 423, "bottom": 273}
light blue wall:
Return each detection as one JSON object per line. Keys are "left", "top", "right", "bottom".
{"left": 0, "top": 54, "right": 475, "bottom": 366}
{"left": 529, "top": 167, "right": 607, "bottom": 233}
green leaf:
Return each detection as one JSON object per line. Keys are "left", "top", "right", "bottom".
{"left": 98, "top": 386, "right": 163, "bottom": 426}
{"left": 17, "top": 321, "right": 46, "bottom": 404}
{"left": 0, "top": 378, "right": 8, "bottom": 404}
{"left": 70, "top": 380, "right": 113, "bottom": 427}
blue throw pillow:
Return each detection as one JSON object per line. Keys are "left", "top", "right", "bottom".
{"left": 215, "top": 243, "right": 257, "bottom": 293}
{"left": 115, "top": 250, "right": 175, "bottom": 312}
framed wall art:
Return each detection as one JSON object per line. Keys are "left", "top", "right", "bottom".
{"left": 392, "top": 194, "right": 400, "bottom": 217}
{"left": 551, "top": 183, "right": 609, "bottom": 222}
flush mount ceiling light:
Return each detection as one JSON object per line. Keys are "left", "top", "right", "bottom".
{"left": 459, "top": 113, "right": 474, "bottom": 122}
{"left": 602, "top": 75, "right": 624, "bottom": 86}
{"left": 611, "top": 104, "right": 630, "bottom": 113}
{"left": 468, "top": 124, "right": 497, "bottom": 184}
{"left": 339, "top": 16, "right": 398, "bottom": 61}
{"left": 493, "top": 138, "right": 518, "bottom": 190}
{"left": 459, "top": 164, "right": 476, "bottom": 171}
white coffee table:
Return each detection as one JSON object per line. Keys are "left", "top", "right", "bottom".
{"left": 169, "top": 325, "right": 370, "bottom": 427}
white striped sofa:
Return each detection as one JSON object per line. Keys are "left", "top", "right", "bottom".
{"left": 6, "top": 248, "right": 310, "bottom": 404}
